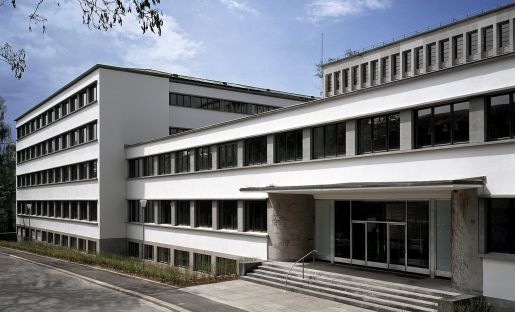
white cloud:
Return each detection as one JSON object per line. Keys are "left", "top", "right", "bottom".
{"left": 108, "top": 14, "right": 203, "bottom": 74}
{"left": 305, "top": 0, "right": 390, "bottom": 22}
{"left": 220, "top": 0, "right": 259, "bottom": 15}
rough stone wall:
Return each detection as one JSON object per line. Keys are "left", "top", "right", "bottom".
{"left": 451, "top": 189, "right": 483, "bottom": 292}
{"left": 267, "top": 193, "right": 315, "bottom": 261}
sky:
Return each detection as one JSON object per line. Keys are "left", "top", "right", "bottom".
{"left": 0, "top": 0, "right": 512, "bottom": 132}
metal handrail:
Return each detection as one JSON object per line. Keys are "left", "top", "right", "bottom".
{"left": 284, "top": 250, "right": 317, "bottom": 292}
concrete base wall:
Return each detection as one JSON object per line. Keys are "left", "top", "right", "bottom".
{"left": 267, "top": 193, "right": 315, "bottom": 261}
{"left": 451, "top": 189, "right": 483, "bottom": 292}
{"left": 99, "top": 238, "right": 127, "bottom": 255}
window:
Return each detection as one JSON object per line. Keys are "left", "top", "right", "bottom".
{"left": 176, "top": 200, "right": 190, "bottom": 226}
{"left": 78, "top": 238, "right": 86, "bottom": 251}
{"left": 88, "top": 123, "right": 97, "bottom": 141}
{"left": 89, "top": 202, "right": 97, "bottom": 222}
{"left": 352, "top": 66, "right": 358, "bottom": 86}
{"left": 487, "top": 199, "right": 515, "bottom": 254}
{"left": 71, "top": 202, "right": 78, "bottom": 219}
{"left": 325, "top": 73, "right": 332, "bottom": 95}
{"left": 70, "top": 237, "right": 77, "bottom": 249}
{"left": 218, "top": 142, "right": 238, "bottom": 169}
{"left": 128, "top": 242, "right": 139, "bottom": 258}
{"left": 194, "top": 253, "right": 211, "bottom": 273}
{"left": 483, "top": 25, "right": 493, "bottom": 52}
{"left": 158, "top": 153, "right": 172, "bottom": 175}
{"left": 174, "top": 250, "right": 189, "bottom": 268}
{"left": 371, "top": 60, "right": 378, "bottom": 83}
{"left": 275, "top": 130, "right": 303, "bottom": 163}
{"left": 144, "top": 244, "right": 154, "bottom": 260}
{"left": 361, "top": 63, "right": 368, "bottom": 84}
{"left": 61, "top": 235, "right": 68, "bottom": 247}
{"left": 89, "top": 160, "right": 97, "bottom": 179}
{"left": 62, "top": 201, "right": 69, "bottom": 218}
{"left": 88, "top": 241, "right": 97, "bottom": 254}
{"left": 358, "top": 113, "right": 400, "bottom": 154}
{"left": 169, "top": 127, "right": 191, "bottom": 135}
{"left": 169, "top": 93, "right": 279, "bottom": 115}
{"left": 157, "top": 247, "right": 170, "bottom": 263}
{"left": 245, "top": 200, "right": 267, "bottom": 232}
{"left": 196, "top": 200, "right": 212, "bottom": 228}
{"left": 159, "top": 200, "right": 171, "bottom": 224}
{"left": 334, "top": 71, "right": 341, "bottom": 93}
{"left": 415, "top": 102, "right": 470, "bottom": 148}
{"left": 129, "top": 159, "right": 140, "bottom": 178}
{"left": 487, "top": 93, "right": 514, "bottom": 140}
{"left": 499, "top": 21, "right": 510, "bottom": 49}
{"left": 88, "top": 84, "right": 97, "bottom": 103}
{"left": 453, "top": 35, "right": 463, "bottom": 60}
{"left": 144, "top": 201, "right": 154, "bottom": 223}
{"left": 343, "top": 69, "right": 349, "bottom": 88}
{"left": 142, "top": 156, "right": 154, "bottom": 176}
{"left": 216, "top": 257, "right": 237, "bottom": 276}
{"left": 381, "top": 58, "right": 389, "bottom": 81}
{"left": 312, "top": 122, "right": 345, "bottom": 159}
{"left": 195, "top": 147, "right": 212, "bottom": 171}
{"left": 176, "top": 150, "right": 190, "bottom": 173}
{"left": 440, "top": 39, "right": 449, "bottom": 65}
{"left": 403, "top": 50, "right": 412, "bottom": 74}
{"left": 79, "top": 202, "right": 88, "bottom": 220}
{"left": 467, "top": 31, "right": 478, "bottom": 56}
{"left": 219, "top": 200, "right": 237, "bottom": 230}
{"left": 392, "top": 54, "right": 400, "bottom": 77}
{"left": 128, "top": 200, "right": 140, "bottom": 222}
{"left": 79, "top": 162, "right": 88, "bottom": 180}
{"left": 244, "top": 136, "right": 267, "bottom": 166}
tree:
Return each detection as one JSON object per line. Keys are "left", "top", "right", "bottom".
{"left": 1, "top": 0, "right": 164, "bottom": 79}
{"left": 0, "top": 96, "right": 15, "bottom": 233}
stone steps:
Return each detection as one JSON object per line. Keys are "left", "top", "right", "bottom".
{"left": 241, "top": 262, "right": 464, "bottom": 312}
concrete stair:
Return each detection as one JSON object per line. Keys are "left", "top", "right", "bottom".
{"left": 241, "top": 262, "right": 464, "bottom": 312}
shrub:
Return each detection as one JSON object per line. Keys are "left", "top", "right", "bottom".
{"left": 0, "top": 240, "right": 237, "bottom": 287}
{"left": 453, "top": 297, "right": 492, "bottom": 312}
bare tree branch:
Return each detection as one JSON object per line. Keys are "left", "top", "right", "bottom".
{"left": 2, "top": 0, "right": 164, "bottom": 79}
{"left": 0, "top": 43, "right": 26, "bottom": 79}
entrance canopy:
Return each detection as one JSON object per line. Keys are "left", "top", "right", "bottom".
{"left": 240, "top": 177, "right": 485, "bottom": 197}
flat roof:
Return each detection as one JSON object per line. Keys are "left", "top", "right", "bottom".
{"left": 240, "top": 177, "right": 486, "bottom": 193}
{"left": 323, "top": 2, "right": 515, "bottom": 67}
{"left": 16, "top": 64, "right": 316, "bottom": 122}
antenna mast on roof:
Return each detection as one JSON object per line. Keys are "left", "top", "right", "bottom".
{"left": 320, "top": 32, "right": 324, "bottom": 97}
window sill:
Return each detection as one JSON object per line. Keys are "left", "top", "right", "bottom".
{"left": 128, "top": 222, "right": 268, "bottom": 237}
{"left": 17, "top": 215, "right": 98, "bottom": 225}
{"left": 17, "top": 178, "right": 98, "bottom": 189}
{"left": 479, "top": 253, "right": 515, "bottom": 262}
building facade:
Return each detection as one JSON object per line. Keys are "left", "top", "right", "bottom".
{"left": 15, "top": 3, "right": 515, "bottom": 305}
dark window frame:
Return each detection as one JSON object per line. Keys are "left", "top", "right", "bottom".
{"left": 486, "top": 92, "right": 515, "bottom": 141}
{"left": 274, "top": 129, "right": 303, "bottom": 163}
{"left": 357, "top": 113, "right": 400, "bottom": 154}
{"left": 415, "top": 102, "right": 470, "bottom": 148}
{"left": 244, "top": 136, "right": 267, "bottom": 166}
{"left": 311, "top": 122, "right": 346, "bottom": 159}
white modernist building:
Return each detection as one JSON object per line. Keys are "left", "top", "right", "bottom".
{"left": 15, "top": 3, "right": 515, "bottom": 307}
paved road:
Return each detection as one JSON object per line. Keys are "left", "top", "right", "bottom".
{"left": 0, "top": 247, "right": 244, "bottom": 312}
{"left": 0, "top": 253, "right": 167, "bottom": 312}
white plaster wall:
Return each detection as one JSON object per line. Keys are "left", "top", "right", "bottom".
{"left": 18, "top": 216, "right": 99, "bottom": 239}
{"left": 127, "top": 223, "right": 267, "bottom": 259}
{"left": 483, "top": 258, "right": 515, "bottom": 301}
{"left": 127, "top": 142, "right": 515, "bottom": 200}
{"left": 98, "top": 68, "right": 170, "bottom": 239}
{"left": 170, "top": 106, "right": 247, "bottom": 129}
{"left": 16, "top": 181, "right": 99, "bottom": 201}
{"left": 127, "top": 56, "right": 515, "bottom": 157}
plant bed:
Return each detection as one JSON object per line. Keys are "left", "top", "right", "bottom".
{"left": 0, "top": 240, "right": 238, "bottom": 287}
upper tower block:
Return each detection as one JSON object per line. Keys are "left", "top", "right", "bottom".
{"left": 322, "top": 3, "right": 515, "bottom": 98}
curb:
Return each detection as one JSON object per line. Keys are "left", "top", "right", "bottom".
{"left": 0, "top": 250, "right": 191, "bottom": 312}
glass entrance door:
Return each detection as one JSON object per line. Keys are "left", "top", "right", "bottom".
{"left": 388, "top": 223, "right": 406, "bottom": 271}
{"left": 367, "top": 222, "right": 387, "bottom": 268}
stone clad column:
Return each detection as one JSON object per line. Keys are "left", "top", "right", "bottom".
{"left": 266, "top": 134, "right": 274, "bottom": 165}
{"left": 451, "top": 189, "right": 483, "bottom": 292}
{"left": 302, "top": 129, "right": 311, "bottom": 161}
{"left": 345, "top": 120, "right": 356, "bottom": 156}
{"left": 267, "top": 193, "right": 315, "bottom": 261}
{"left": 469, "top": 97, "right": 485, "bottom": 143}
{"left": 400, "top": 110, "right": 412, "bottom": 151}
